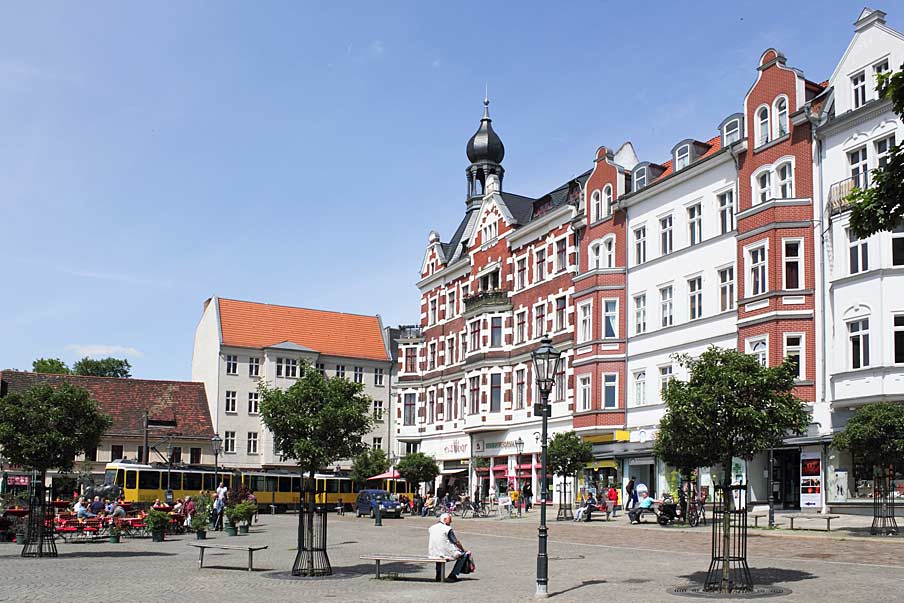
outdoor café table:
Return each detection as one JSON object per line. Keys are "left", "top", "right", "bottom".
{"left": 168, "top": 513, "right": 185, "bottom": 534}
{"left": 3, "top": 508, "right": 29, "bottom": 519}
{"left": 117, "top": 517, "right": 146, "bottom": 538}
{"left": 152, "top": 505, "right": 173, "bottom": 512}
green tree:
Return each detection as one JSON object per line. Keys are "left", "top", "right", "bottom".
{"left": 31, "top": 358, "right": 70, "bottom": 374}
{"left": 847, "top": 65, "right": 904, "bottom": 238}
{"left": 653, "top": 347, "right": 809, "bottom": 593}
{"left": 547, "top": 432, "right": 592, "bottom": 478}
{"left": 72, "top": 357, "right": 132, "bottom": 378}
{"left": 396, "top": 452, "right": 439, "bottom": 492}
{"left": 349, "top": 447, "right": 389, "bottom": 487}
{"left": 833, "top": 402, "right": 904, "bottom": 469}
{"left": 0, "top": 383, "right": 111, "bottom": 557}
{"left": 258, "top": 363, "right": 373, "bottom": 576}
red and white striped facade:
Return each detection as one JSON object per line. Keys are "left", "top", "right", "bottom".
{"left": 395, "top": 8, "right": 904, "bottom": 512}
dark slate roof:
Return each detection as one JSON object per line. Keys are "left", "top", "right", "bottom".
{"left": 441, "top": 208, "right": 475, "bottom": 260}
{"left": 499, "top": 192, "right": 537, "bottom": 224}
{"left": 0, "top": 371, "right": 214, "bottom": 440}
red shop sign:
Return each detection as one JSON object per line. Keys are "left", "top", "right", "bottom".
{"left": 7, "top": 476, "right": 30, "bottom": 486}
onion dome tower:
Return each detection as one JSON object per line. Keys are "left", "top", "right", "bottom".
{"left": 465, "top": 96, "right": 505, "bottom": 200}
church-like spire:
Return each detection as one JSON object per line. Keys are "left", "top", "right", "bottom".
{"left": 465, "top": 96, "right": 505, "bottom": 200}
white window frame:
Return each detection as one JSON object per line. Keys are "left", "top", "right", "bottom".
{"left": 429, "top": 298, "right": 437, "bottom": 325}
{"left": 894, "top": 314, "right": 904, "bottom": 365}
{"left": 634, "top": 168, "right": 646, "bottom": 190}
{"left": 225, "top": 354, "right": 237, "bottom": 375}
{"left": 660, "top": 214, "right": 673, "bottom": 255}
{"left": 248, "top": 392, "right": 259, "bottom": 415}
{"left": 756, "top": 105, "right": 770, "bottom": 146}
{"left": 490, "top": 316, "right": 503, "bottom": 348}
{"left": 852, "top": 70, "right": 866, "bottom": 109}
{"left": 848, "top": 317, "right": 870, "bottom": 369}
{"left": 372, "top": 437, "right": 383, "bottom": 451}
{"left": 746, "top": 241, "right": 769, "bottom": 297}
{"left": 224, "top": 431, "right": 236, "bottom": 454}
{"left": 687, "top": 203, "right": 702, "bottom": 246}
{"left": 634, "top": 293, "right": 647, "bottom": 335}
{"left": 718, "top": 189, "right": 735, "bottom": 234}
{"left": 633, "top": 370, "right": 646, "bottom": 406}
{"left": 776, "top": 161, "right": 793, "bottom": 199}
{"left": 603, "top": 299, "right": 618, "bottom": 339}
{"left": 603, "top": 185, "right": 614, "bottom": 217}
{"left": 516, "top": 258, "right": 527, "bottom": 290}
{"left": 603, "top": 373, "right": 618, "bottom": 408}
{"left": 724, "top": 119, "right": 740, "bottom": 145}
{"left": 447, "top": 290, "right": 456, "bottom": 318}
{"left": 555, "top": 296, "right": 568, "bottom": 332}
{"left": 782, "top": 238, "right": 803, "bottom": 291}
{"left": 783, "top": 333, "right": 805, "bottom": 380}
{"left": 515, "top": 310, "right": 528, "bottom": 344}
{"left": 535, "top": 248, "right": 546, "bottom": 282}
{"left": 849, "top": 146, "right": 868, "bottom": 188}
{"left": 753, "top": 166, "right": 772, "bottom": 205}
{"left": 658, "top": 365, "right": 673, "bottom": 399}
{"left": 354, "top": 365, "right": 364, "bottom": 383}
{"left": 578, "top": 300, "right": 593, "bottom": 343}
{"left": 602, "top": 235, "right": 616, "bottom": 268}
{"left": 675, "top": 144, "right": 690, "bottom": 170}
{"left": 515, "top": 369, "right": 526, "bottom": 409}
{"left": 634, "top": 226, "right": 647, "bottom": 264}
{"left": 893, "top": 224, "right": 904, "bottom": 266}
{"left": 248, "top": 357, "right": 260, "bottom": 378}
{"left": 876, "top": 134, "right": 896, "bottom": 169}
{"left": 578, "top": 375, "right": 592, "bottom": 411}
{"left": 225, "top": 390, "right": 237, "bottom": 414}
{"left": 773, "top": 96, "right": 789, "bottom": 138}
{"left": 660, "top": 285, "right": 673, "bottom": 328}
{"left": 247, "top": 432, "right": 259, "bottom": 455}
{"left": 534, "top": 302, "right": 546, "bottom": 338}
{"left": 591, "top": 190, "right": 602, "bottom": 222}
{"left": 375, "top": 367, "right": 385, "bottom": 386}
{"left": 555, "top": 237, "right": 568, "bottom": 273}
{"left": 746, "top": 336, "right": 768, "bottom": 367}
{"left": 718, "top": 265, "right": 735, "bottom": 311}
{"left": 688, "top": 275, "right": 702, "bottom": 320}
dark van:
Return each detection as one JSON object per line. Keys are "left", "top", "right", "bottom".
{"left": 355, "top": 489, "right": 402, "bottom": 518}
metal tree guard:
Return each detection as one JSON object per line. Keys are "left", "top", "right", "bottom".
{"left": 704, "top": 483, "right": 751, "bottom": 593}
{"left": 292, "top": 485, "right": 331, "bottom": 576}
{"left": 22, "top": 472, "right": 56, "bottom": 558}
{"left": 555, "top": 478, "right": 573, "bottom": 521}
{"left": 871, "top": 465, "right": 898, "bottom": 536}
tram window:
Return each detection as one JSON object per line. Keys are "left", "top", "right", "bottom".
{"left": 138, "top": 471, "right": 160, "bottom": 489}
{"left": 325, "top": 479, "right": 339, "bottom": 493}
{"left": 279, "top": 477, "right": 291, "bottom": 492}
{"left": 266, "top": 476, "right": 277, "bottom": 492}
{"left": 126, "top": 471, "right": 136, "bottom": 489}
{"left": 222, "top": 475, "right": 231, "bottom": 488}
{"left": 340, "top": 480, "right": 352, "bottom": 494}
{"left": 115, "top": 469, "right": 124, "bottom": 486}
{"left": 203, "top": 474, "right": 216, "bottom": 491}
{"left": 163, "top": 473, "right": 182, "bottom": 490}
{"left": 183, "top": 472, "right": 202, "bottom": 490}
{"left": 291, "top": 477, "right": 301, "bottom": 492}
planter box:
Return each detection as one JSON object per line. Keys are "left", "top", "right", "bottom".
{"left": 108, "top": 535, "right": 121, "bottom": 544}
{"left": 151, "top": 531, "right": 165, "bottom": 542}
{"left": 225, "top": 526, "right": 238, "bottom": 537}
{"left": 196, "top": 531, "right": 207, "bottom": 540}
{"left": 238, "top": 525, "right": 249, "bottom": 534}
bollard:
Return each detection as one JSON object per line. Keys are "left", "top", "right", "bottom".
{"left": 374, "top": 500, "right": 383, "bottom": 527}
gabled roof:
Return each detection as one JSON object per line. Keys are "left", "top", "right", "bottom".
{"left": 0, "top": 371, "right": 214, "bottom": 439}
{"left": 217, "top": 298, "right": 389, "bottom": 362}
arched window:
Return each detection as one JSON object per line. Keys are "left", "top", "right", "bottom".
{"left": 603, "top": 185, "right": 614, "bottom": 217}
{"left": 756, "top": 170, "right": 772, "bottom": 204}
{"left": 589, "top": 241, "right": 602, "bottom": 270}
{"left": 774, "top": 97, "right": 789, "bottom": 138}
{"left": 757, "top": 106, "right": 770, "bottom": 146}
{"left": 603, "top": 237, "right": 616, "bottom": 268}
{"left": 724, "top": 119, "right": 740, "bottom": 145}
{"left": 591, "top": 190, "right": 602, "bottom": 222}
{"left": 675, "top": 145, "right": 690, "bottom": 170}
{"left": 634, "top": 168, "right": 647, "bottom": 190}
{"left": 776, "top": 162, "right": 793, "bottom": 198}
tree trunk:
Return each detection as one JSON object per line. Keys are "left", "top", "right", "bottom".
{"left": 720, "top": 457, "right": 732, "bottom": 593}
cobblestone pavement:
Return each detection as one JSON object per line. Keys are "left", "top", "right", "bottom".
{"left": 1, "top": 512, "right": 902, "bottom": 603}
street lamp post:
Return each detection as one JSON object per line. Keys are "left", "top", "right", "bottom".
{"left": 531, "top": 335, "right": 561, "bottom": 599}
{"left": 515, "top": 437, "right": 524, "bottom": 517}
{"left": 165, "top": 443, "right": 174, "bottom": 504}
{"left": 210, "top": 435, "right": 222, "bottom": 490}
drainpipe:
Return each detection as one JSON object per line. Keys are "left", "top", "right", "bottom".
{"left": 813, "top": 120, "right": 830, "bottom": 516}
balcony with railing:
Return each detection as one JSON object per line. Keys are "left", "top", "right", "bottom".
{"left": 396, "top": 325, "right": 424, "bottom": 343}
{"left": 826, "top": 175, "right": 866, "bottom": 217}
{"left": 463, "top": 287, "right": 512, "bottom": 316}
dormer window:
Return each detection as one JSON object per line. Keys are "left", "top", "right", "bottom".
{"left": 774, "top": 97, "right": 788, "bottom": 138}
{"left": 634, "top": 168, "right": 647, "bottom": 190}
{"left": 724, "top": 120, "right": 740, "bottom": 145}
{"left": 675, "top": 145, "right": 690, "bottom": 171}
{"left": 756, "top": 106, "right": 770, "bottom": 146}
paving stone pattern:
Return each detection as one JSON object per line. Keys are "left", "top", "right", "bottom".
{"left": 1, "top": 512, "right": 902, "bottom": 602}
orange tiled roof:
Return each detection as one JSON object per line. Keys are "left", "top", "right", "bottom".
{"left": 652, "top": 135, "right": 722, "bottom": 183}
{"left": 217, "top": 298, "right": 389, "bottom": 362}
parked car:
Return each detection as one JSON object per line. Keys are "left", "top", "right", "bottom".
{"left": 355, "top": 489, "right": 402, "bottom": 518}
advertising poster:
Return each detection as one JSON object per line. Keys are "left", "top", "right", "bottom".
{"left": 800, "top": 452, "right": 822, "bottom": 509}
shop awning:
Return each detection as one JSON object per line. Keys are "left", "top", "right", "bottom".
{"left": 368, "top": 469, "right": 401, "bottom": 480}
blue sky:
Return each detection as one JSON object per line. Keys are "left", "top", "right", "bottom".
{"left": 0, "top": 1, "right": 887, "bottom": 380}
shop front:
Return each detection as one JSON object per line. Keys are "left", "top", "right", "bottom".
{"left": 418, "top": 435, "right": 471, "bottom": 497}
{"left": 470, "top": 425, "right": 564, "bottom": 503}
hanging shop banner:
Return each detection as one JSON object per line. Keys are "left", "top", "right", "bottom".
{"left": 7, "top": 475, "right": 30, "bottom": 486}
{"left": 800, "top": 451, "right": 822, "bottom": 509}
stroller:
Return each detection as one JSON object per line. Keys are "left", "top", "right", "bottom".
{"left": 656, "top": 491, "right": 702, "bottom": 527}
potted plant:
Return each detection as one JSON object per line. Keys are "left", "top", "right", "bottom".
{"left": 108, "top": 524, "right": 123, "bottom": 544}
{"left": 191, "top": 509, "right": 210, "bottom": 540}
{"left": 145, "top": 509, "right": 170, "bottom": 542}
{"left": 238, "top": 501, "right": 257, "bottom": 534}
{"left": 223, "top": 505, "right": 242, "bottom": 536}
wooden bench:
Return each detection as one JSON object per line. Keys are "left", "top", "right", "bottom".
{"left": 188, "top": 543, "right": 268, "bottom": 571}
{"left": 788, "top": 514, "right": 840, "bottom": 531}
{"left": 360, "top": 554, "right": 451, "bottom": 582}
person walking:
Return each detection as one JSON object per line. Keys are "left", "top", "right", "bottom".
{"left": 625, "top": 477, "right": 637, "bottom": 510}
{"left": 213, "top": 494, "right": 225, "bottom": 530}
{"left": 606, "top": 484, "right": 619, "bottom": 518}
{"left": 522, "top": 483, "right": 533, "bottom": 512}
{"left": 428, "top": 513, "right": 472, "bottom": 582}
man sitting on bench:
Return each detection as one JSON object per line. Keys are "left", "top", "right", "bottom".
{"left": 428, "top": 513, "right": 472, "bottom": 582}
{"left": 573, "top": 493, "right": 597, "bottom": 522}
{"left": 629, "top": 491, "right": 660, "bottom": 524}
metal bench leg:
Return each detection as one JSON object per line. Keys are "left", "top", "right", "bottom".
{"left": 198, "top": 548, "right": 204, "bottom": 570}
{"left": 437, "top": 562, "right": 445, "bottom": 582}
{"left": 375, "top": 559, "right": 381, "bottom": 579}
{"left": 826, "top": 519, "right": 832, "bottom": 531}
{"left": 789, "top": 517, "right": 795, "bottom": 530}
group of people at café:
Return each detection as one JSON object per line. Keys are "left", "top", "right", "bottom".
{"left": 73, "top": 496, "right": 127, "bottom": 519}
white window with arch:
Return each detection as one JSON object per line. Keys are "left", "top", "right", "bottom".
{"left": 602, "top": 236, "right": 616, "bottom": 268}
{"left": 633, "top": 370, "right": 646, "bottom": 406}
{"left": 591, "top": 190, "right": 602, "bottom": 222}
{"left": 676, "top": 145, "right": 690, "bottom": 170}
{"left": 756, "top": 105, "right": 770, "bottom": 146}
{"left": 724, "top": 119, "right": 741, "bottom": 145}
{"left": 634, "top": 167, "right": 647, "bottom": 190}
{"left": 773, "top": 96, "right": 789, "bottom": 138}
{"left": 754, "top": 168, "right": 772, "bottom": 204}
{"left": 603, "top": 185, "right": 614, "bottom": 217}
{"left": 481, "top": 219, "right": 498, "bottom": 244}
{"left": 746, "top": 336, "right": 768, "bottom": 366}
{"left": 776, "top": 161, "right": 793, "bottom": 198}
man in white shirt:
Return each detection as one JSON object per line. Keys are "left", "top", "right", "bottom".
{"left": 427, "top": 513, "right": 471, "bottom": 582}
{"left": 216, "top": 482, "right": 228, "bottom": 501}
